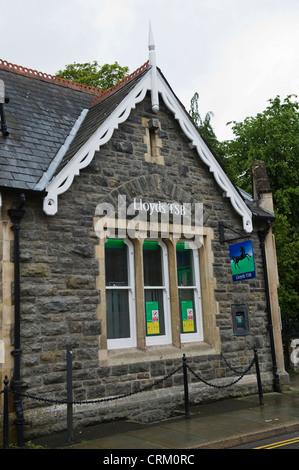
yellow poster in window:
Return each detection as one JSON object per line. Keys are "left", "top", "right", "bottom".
{"left": 147, "top": 321, "right": 160, "bottom": 335}
{"left": 182, "top": 320, "right": 194, "bottom": 332}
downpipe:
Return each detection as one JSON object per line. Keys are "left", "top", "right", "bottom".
{"left": 8, "top": 193, "right": 26, "bottom": 447}
{"left": 258, "top": 219, "right": 281, "bottom": 393}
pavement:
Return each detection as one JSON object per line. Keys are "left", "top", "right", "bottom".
{"left": 31, "top": 373, "right": 299, "bottom": 450}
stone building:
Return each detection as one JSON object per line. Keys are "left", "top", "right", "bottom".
{"left": 0, "top": 38, "right": 287, "bottom": 442}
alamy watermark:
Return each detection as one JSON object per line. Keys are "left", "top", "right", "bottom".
{"left": 94, "top": 195, "right": 204, "bottom": 247}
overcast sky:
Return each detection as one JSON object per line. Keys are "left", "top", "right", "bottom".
{"left": 2, "top": 0, "right": 299, "bottom": 140}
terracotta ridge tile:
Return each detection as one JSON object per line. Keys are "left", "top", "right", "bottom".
{"left": 0, "top": 59, "right": 103, "bottom": 96}
{"left": 91, "top": 60, "right": 150, "bottom": 106}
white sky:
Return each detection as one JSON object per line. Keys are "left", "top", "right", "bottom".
{"left": 2, "top": 0, "right": 299, "bottom": 140}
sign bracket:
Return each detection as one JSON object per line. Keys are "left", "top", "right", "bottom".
{"left": 218, "top": 221, "right": 250, "bottom": 245}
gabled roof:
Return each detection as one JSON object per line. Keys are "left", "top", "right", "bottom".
{"left": 53, "top": 62, "right": 150, "bottom": 176}
{"left": 0, "top": 56, "right": 254, "bottom": 232}
{"left": 0, "top": 59, "right": 100, "bottom": 190}
{"left": 0, "top": 59, "right": 150, "bottom": 193}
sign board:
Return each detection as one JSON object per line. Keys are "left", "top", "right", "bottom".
{"left": 229, "top": 240, "right": 256, "bottom": 282}
{"left": 146, "top": 301, "right": 160, "bottom": 335}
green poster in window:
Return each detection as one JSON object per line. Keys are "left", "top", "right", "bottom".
{"left": 146, "top": 301, "right": 160, "bottom": 335}
{"left": 181, "top": 300, "right": 195, "bottom": 333}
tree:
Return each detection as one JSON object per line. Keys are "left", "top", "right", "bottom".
{"left": 189, "top": 92, "right": 225, "bottom": 159}
{"left": 56, "top": 61, "right": 129, "bottom": 90}
{"left": 222, "top": 95, "right": 299, "bottom": 319}
{"left": 189, "top": 93, "right": 299, "bottom": 319}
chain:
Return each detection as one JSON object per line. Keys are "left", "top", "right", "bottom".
{"left": 1, "top": 352, "right": 257, "bottom": 406}
{"left": 221, "top": 353, "right": 250, "bottom": 375}
{"left": 6, "top": 364, "right": 183, "bottom": 406}
{"left": 187, "top": 356, "right": 255, "bottom": 389}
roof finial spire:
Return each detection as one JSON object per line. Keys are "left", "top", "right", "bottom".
{"left": 148, "top": 21, "right": 156, "bottom": 65}
{"left": 148, "top": 21, "right": 159, "bottom": 113}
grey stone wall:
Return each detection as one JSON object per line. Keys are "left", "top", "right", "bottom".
{"left": 11, "top": 92, "right": 274, "bottom": 438}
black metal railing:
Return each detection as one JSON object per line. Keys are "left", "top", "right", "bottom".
{"left": 1, "top": 348, "right": 263, "bottom": 449}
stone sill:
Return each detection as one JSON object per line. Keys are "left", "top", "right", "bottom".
{"left": 106, "top": 341, "right": 219, "bottom": 366}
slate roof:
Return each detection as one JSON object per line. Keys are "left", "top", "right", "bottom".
{"left": 238, "top": 187, "right": 275, "bottom": 221}
{"left": 0, "top": 59, "right": 149, "bottom": 192}
{"left": 0, "top": 63, "right": 99, "bottom": 191}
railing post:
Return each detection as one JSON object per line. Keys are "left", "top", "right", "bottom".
{"left": 182, "top": 354, "right": 190, "bottom": 419}
{"left": 254, "top": 348, "right": 264, "bottom": 405}
{"left": 3, "top": 376, "right": 9, "bottom": 449}
{"left": 66, "top": 344, "right": 73, "bottom": 443}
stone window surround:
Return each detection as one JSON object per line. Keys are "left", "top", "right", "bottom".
{"left": 0, "top": 212, "right": 15, "bottom": 379}
{"left": 95, "top": 220, "right": 221, "bottom": 365}
{"left": 142, "top": 117, "right": 164, "bottom": 165}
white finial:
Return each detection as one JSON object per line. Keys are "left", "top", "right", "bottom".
{"left": 148, "top": 22, "right": 159, "bottom": 113}
{"left": 149, "top": 22, "right": 155, "bottom": 55}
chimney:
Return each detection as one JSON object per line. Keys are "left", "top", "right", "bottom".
{"left": 251, "top": 160, "right": 273, "bottom": 213}
{"left": 0, "top": 79, "right": 9, "bottom": 137}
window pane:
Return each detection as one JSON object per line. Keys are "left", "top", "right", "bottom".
{"left": 106, "top": 290, "right": 130, "bottom": 339}
{"left": 143, "top": 241, "right": 163, "bottom": 286}
{"left": 145, "top": 289, "right": 165, "bottom": 336}
{"left": 176, "top": 243, "right": 195, "bottom": 286}
{"left": 179, "top": 289, "right": 197, "bottom": 334}
{"left": 105, "top": 239, "right": 128, "bottom": 286}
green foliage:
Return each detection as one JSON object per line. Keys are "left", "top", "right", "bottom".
{"left": 56, "top": 61, "right": 129, "bottom": 90}
{"left": 189, "top": 93, "right": 299, "bottom": 319}
{"left": 273, "top": 213, "right": 299, "bottom": 318}
{"left": 189, "top": 92, "right": 225, "bottom": 160}
{"left": 222, "top": 95, "right": 299, "bottom": 318}
{"left": 223, "top": 95, "right": 299, "bottom": 207}
{"left": 9, "top": 440, "right": 47, "bottom": 449}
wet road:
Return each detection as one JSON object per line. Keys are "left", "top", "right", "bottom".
{"left": 231, "top": 432, "right": 299, "bottom": 449}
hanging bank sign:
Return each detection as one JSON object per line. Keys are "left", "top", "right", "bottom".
{"left": 229, "top": 240, "right": 256, "bottom": 282}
